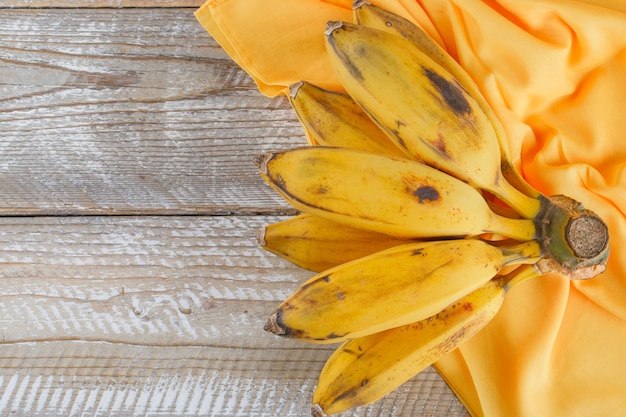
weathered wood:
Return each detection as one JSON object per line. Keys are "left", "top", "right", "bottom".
{"left": 0, "top": 215, "right": 469, "bottom": 416}
{"left": 0, "top": 5, "right": 469, "bottom": 416}
{"left": 0, "top": 343, "right": 467, "bottom": 417}
{"left": 2, "top": 1, "right": 204, "bottom": 7}
{"left": 0, "top": 216, "right": 299, "bottom": 343}
{"left": 0, "top": 8, "right": 301, "bottom": 215}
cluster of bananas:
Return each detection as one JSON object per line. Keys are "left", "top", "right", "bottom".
{"left": 253, "top": 2, "right": 610, "bottom": 416}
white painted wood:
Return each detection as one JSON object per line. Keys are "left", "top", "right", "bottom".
{"left": 0, "top": 5, "right": 469, "bottom": 416}
{"left": 1, "top": 1, "right": 204, "bottom": 7}
{"left": 0, "top": 8, "right": 300, "bottom": 215}
{"left": 0, "top": 216, "right": 469, "bottom": 416}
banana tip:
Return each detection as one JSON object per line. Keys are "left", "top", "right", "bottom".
{"left": 311, "top": 404, "right": 327, "bottom": 417}
{"left": 324, "top": 20, "right": 343, "bottom": 37}
{"left": 263, "top": 311, "right": 287, "bottom": 335}
{"left": 253, "top": 153, "right": 272, "bottom": 175}
{"left": 256, "top": 227, "right": 267, "bottom": 247}
{"left": 289, "top": 81, "right": 304, "bottom": 99}
{"left": 352, "top": 0, "right": 371, "bottom": 9}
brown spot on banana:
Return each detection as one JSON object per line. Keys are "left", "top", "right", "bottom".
{"left": 433, "top": 132, "right": 450, "bottom": 157}
{"left": 424, "top": 67, "right": 472, "bottom": 115}
{"left": 323, "top": 332, "right": 348, "bottom": 340}
{"left": 419, "top": 135, "right": 453, "bottom": 161}
{"left": 340, "top": 347, "right": 362, "bottom": 358}
{"left": 298, "top": 274, "right": 330, "bottom": 293}
{"left": 409, "top": 321, "right": 425, "bottom": 331}
{"left": 332, "top": 388, "right": 358, "bottom": 404}
{"left": 442, "top": 324, "right": 471, "bottom": 350}
{"left": 414, "top": 185, "right": 440, "bottom": 204}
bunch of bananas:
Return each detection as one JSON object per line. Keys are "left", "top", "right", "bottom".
{"left": 253, "top": 2, "right": 610, "bottom": 416}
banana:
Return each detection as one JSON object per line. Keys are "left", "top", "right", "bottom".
{"left": 324, "top": 21, "right": 541, "bottom": 219}
{"left": 311, "top": 264, "right": 541, "bottom": 416}
{"left": 352, "top": 0, "right": 539, "bottom": 198}
{"left": 263, "top": 238, "right": 541, "bottom": 343}
{"left": 258, "top": 213, "right": 411, "bottom": 273}
{"left": 254, "top": 147, "right": 536, "bottom": 242}
{"left": 289, "top": 81, "right": 407, "bottom": 158}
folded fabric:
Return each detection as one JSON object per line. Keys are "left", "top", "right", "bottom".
{"left": 195, "top": 1, "right": 626, "bottom": 415}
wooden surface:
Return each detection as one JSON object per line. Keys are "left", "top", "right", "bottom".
{"left": 0, "top": 4, "right": 470, "bottom": 416}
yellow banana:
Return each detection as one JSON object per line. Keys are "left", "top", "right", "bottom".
{"left": 324, "top": 21, "right": 541, "bottom": 219}
{"left": 289, "top": 81, "right": 407, "bottom": 158}
{"left": 255, "top": 147, "right": 536, "bottom": 241}
{"left": 311, "top": 264, "right": 541, "bottom": 416}
{"left": 258, "top": 213, "right": 410, "bottom": 273}
{"left": 352, "top": 0, "right": 539, "bottom": 198}
{"left": 263, "top": 239, "right": 541, "bottom": 343}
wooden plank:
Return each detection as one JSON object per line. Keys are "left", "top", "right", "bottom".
{"left": 0, "top": 6, "right": 470, "bottom": 416}
{"left": 0, "top": 8, "right": 302, "bottom": 215}
{"left": 0, "top": 344, "right": 467, "bottom": 417}
{"left": 0, "top": 215, "right": 469, "bottom": 416}
{"left": 2, "top": 1, "right": 205, "bottom": 7}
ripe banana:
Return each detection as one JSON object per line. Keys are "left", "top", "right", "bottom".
{"left": 263, "top": 238, "right": 541, "bottom": 343}
{"left": 247, "top": 5, "right": 611, "bottom": 417}
{"left": 289, "top": 81, "right": 407, "bottom": 158}
{"left": 324, "top": 21, "right": 541, "bottom": 219}
{"left": 258, "top": 213, "right": 410, "bottom": 273}
{"left": 255, "top": 146, "right": 536, "bottom": 242}
{"left": 311, "top": 264, "right": 541, "bottom": 416}
{"left": 352, "top": 0, "right": 539, "bottom": 198}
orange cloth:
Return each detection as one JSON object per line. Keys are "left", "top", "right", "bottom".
{"left": 195, "top": 1, "right": 626, "bottom": 415}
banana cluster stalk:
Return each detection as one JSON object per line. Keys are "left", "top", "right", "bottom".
{"left": 252, "top": 1, "right": 611, "bottom": 415}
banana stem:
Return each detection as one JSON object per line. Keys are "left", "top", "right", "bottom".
{"left": 501, "top": 160, "right": 541, "bottom": 199}
{"left": 492, "top": 172, "right": 541, "bottom": 219}
{"left": 500, "top": 264, "right": 542, "bottom": 291}
{"left": 488, "top": 213, "right": 536, "bottom": 242}
{"left": 533, "top": 195, "right": 610, "bottom": 279}
{"left": 500, "top": 240, "right": 542, "bottom": 266}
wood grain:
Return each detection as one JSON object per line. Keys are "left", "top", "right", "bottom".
{"left": 0, "top": 5, "right": 469, "bottom": 416}
{"left": 0, "top": 215, "right": 469, "bottom": 416}
{"left": 2, "top": 1, "right": 205, "bottom": 7}
{"left": 0, "top": 8, "right": 301, "bottom": 215}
